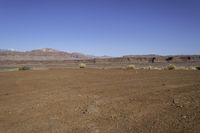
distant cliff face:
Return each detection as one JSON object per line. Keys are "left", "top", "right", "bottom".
{"left": 92, "top": 55, "right": 200, "bottom": 64}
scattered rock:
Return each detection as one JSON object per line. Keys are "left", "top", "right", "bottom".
{"left": 182, "top": 115, "right": 187, "bottom": 119}
{"left": 173, "top": 95, "right": 192, "bottom": 108}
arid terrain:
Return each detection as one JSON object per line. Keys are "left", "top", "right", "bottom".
{"left": 1, "top": 48, "right": 200, "bottom": 70}
{"left": 0, "top": 69, "right": 200, "bottom": 133}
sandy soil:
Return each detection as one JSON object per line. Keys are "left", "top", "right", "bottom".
{"left": 0, "top": 69, "right": 200, "bottom": 133}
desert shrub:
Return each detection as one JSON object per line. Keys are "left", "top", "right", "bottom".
{"left": 195, "top": 66, "right": 200, "bottom": 70}
{"left": 79, "top": 63, "right": 86, "bottom": 68}
{"left": 127, "top": 64, "right": 135, "bottom": 69}
{"left": 167, "top": 64, "right": 176, "bottom": 70}
{"left": 19, "top": 66, "right": 31, "bottom": 71}
{"left": 176, "top": 66, "right": 187, "bottom": 70}
{"left": 142, "top": 66, "right": 152, "bottom": 70}
{"left": 188, "top": 66, "right": 197, "bottom": 70}
{"left": 148, "top": 66, "right": 153, "bottom": 70}
{"left": 152, "top": 57, "right": 156, "bottom": 63}
{"left": 166, "top": 57, "right": 173, "bottom": 62}
{"left": 153, "top": 67, "right": 162, "bottom": 70}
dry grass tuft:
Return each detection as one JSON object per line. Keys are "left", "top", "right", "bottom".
{"left": 79, "top": 63, "right": 86, "bottom": 68}
{"left": 166, "top": 64, "right": 176, "bottom": 70}
{"left": 127, "top": 64, "right": 135, "bottom": 69}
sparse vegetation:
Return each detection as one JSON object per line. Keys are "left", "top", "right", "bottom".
{"left": 167, "top": 64, "right": 176, "bottom": 70}
{"left": 166, "top": 57, "right": 173, "bottom": 62}
{"left": 0, "top": 67, "right": 19, "bottom": 72}
{"left": 18, "top": 66, "right": 31, "bottom": 71}
{"left": 188, "top": 66, "right": 197, "bottom": 70}
{"left": 127, "top": 64, "right": 135, "bottom": 69}
{"left": 79, "top": 63, "right": 86, "bottom": 68}
{"left": 152, "top": 57, "right": 156, "bottom": 63}
{"left": 148, "top": 66, "right": 153, "bottom": 70}
{"left": 175, "top": 66, "right": 187, "bottom": 70}
{"left": 196, "top": 66, "right": 200, "bottom": 70}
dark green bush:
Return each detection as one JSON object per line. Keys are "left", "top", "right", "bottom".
{"left": 19, "top": 66, "right": 31, "bottom": 71}
{"left": 196, "top": 66, "right": 200, "bottom": 70}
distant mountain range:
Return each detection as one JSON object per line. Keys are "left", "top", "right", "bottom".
{"left": 0, "top": 48, "right": 199, "bottom": 63}
{"left": 0, "top": 48, "right": 112, "bottom": 61}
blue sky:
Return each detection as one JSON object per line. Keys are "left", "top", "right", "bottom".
{"left": 0, "top": 0, "right": 200, "bottom": 56}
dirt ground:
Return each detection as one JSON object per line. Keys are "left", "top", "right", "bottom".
{"left": 0, "top": 69, "right": 200, "bottom": 133}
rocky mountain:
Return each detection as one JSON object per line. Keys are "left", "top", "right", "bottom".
{"left": 0, "top": 48, "right": 93, "bottom": 61}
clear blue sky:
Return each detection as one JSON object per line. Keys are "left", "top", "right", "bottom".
{"left": 0, "top": 0, "right": 200, "bottom": 56}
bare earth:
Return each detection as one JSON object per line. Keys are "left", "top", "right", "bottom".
{"left": 0, "top": 69, "right": 200, "bottom": 133}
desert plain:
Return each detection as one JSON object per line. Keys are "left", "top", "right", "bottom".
{"left": 0, "top": 68, "right": 200, "bottom": 133}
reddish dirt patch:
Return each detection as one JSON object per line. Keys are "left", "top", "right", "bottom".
{"left": 0, "top": 69, "right": 200, "bottom": 133}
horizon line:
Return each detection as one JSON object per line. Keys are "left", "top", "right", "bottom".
{"left": 0, "top": 48, "right": 200, "bottom": 57}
